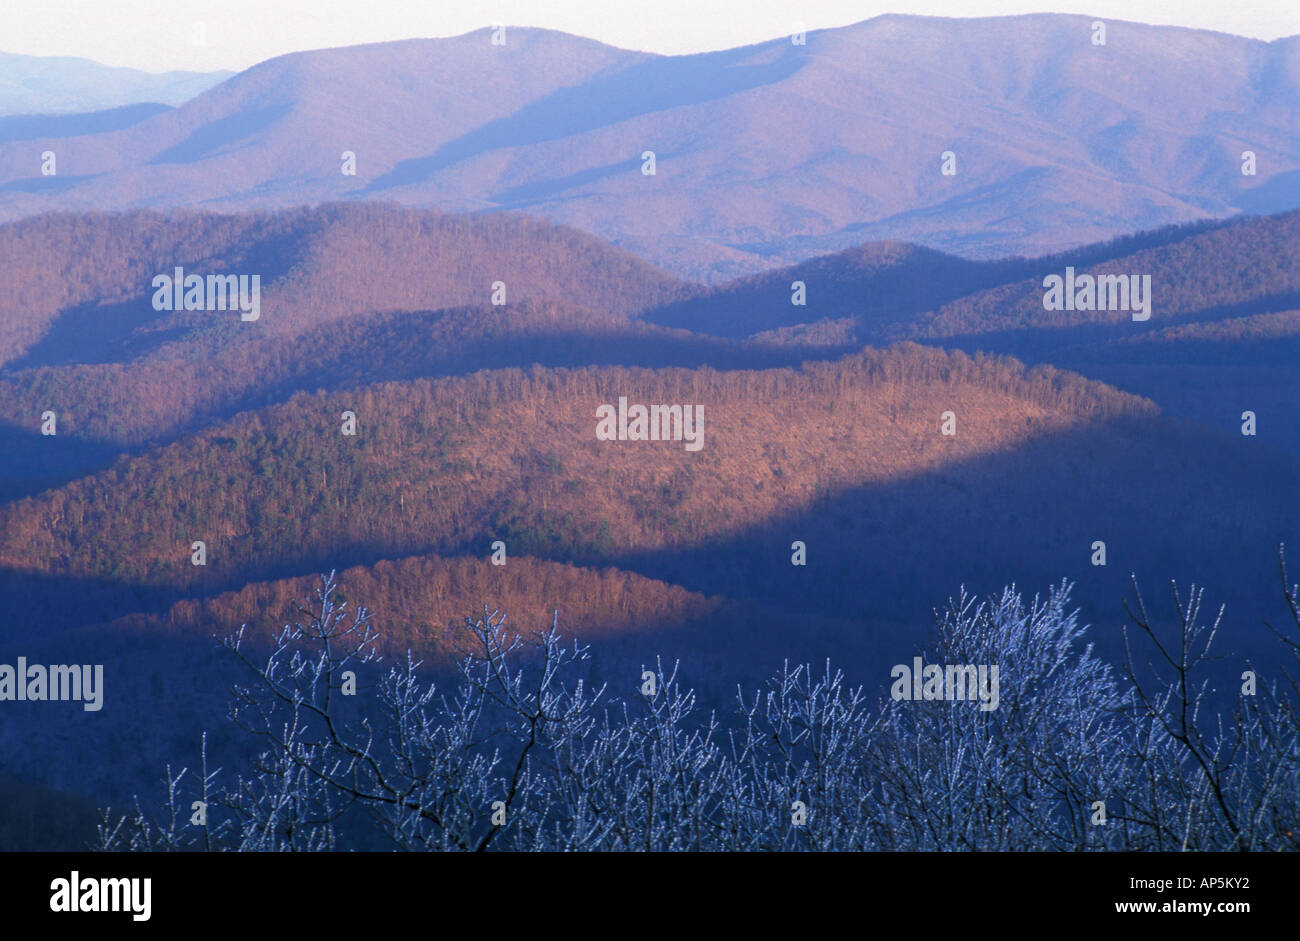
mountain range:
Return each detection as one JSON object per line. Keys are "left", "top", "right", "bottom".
{"left": 1, "top": 16, "right": 1298, "bottom": 280}
{"left": 1, "top": 14, "right": 1298, "bottom": 848}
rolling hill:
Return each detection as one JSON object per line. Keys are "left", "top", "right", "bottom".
{"left": 637, "top": 209, "right": 1300, "bottom": 454}
{"left": 0, "top": 203, "right": 694, "bottom": 369}
{"left": 3, "top": 342, "right": 1293, "bottom": 646}
{"left": 0, "top": 204, "right": 706, "bottom": 497}
{"left": 5, "top": 205, "right": 1300, "bottom": 499}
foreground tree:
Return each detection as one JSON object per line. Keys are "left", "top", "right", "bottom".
{"left": 98, "top": 555, "right": 1300, "bottom": 851}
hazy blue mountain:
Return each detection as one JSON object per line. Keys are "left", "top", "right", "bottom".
{"left": 0, "top": 50, "right": 231, "bottom": 116}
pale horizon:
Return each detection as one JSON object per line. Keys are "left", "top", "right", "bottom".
{"left": 3, "top": 1, "right": 1298, "bottom": 74}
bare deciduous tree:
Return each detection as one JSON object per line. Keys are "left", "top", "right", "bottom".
{"left": 98, "top": 555, "right": 1300, "bottom": 851}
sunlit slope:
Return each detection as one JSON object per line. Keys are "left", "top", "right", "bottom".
{"left": 0, "top": 346, "right": 1147, "bottom": 590}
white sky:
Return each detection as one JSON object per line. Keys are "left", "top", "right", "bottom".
{"left": 5, "top": 1, "right": 1299, "bottom": 73}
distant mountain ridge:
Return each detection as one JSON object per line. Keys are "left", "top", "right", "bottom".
{"left": 0, "top": 50, "right": 231, "bottom": 116}
{"left": 0, "top": 16, "right": 1297, "bottom": 280}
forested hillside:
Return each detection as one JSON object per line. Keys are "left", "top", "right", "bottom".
{"left": 640, "top": 212, "right": 1300, "bottom": 347}
{"left": 1, "top": 205, "right": 1296, "bottom": 849}
{"left": 4, "top": 341, "right": 1293, "bottom": 655}
{"left": 636, "top": 210, "right": 1300, "bottom": 455}
{"left": 0, "top": 204, "right": 694, "bottom": 367}
{"left": 0, "top": 205, "right": 705, "bottom": 497}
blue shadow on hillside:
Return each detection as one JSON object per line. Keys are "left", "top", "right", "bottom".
{"left": 0, "top": 102, "right": 171, "bottom": 144}
{"left": 489, "top": 157, "right": 647, "bottom": 206}
{"left": 1233, "top": 170, "right": 1300, "bottom": 215}
{"left": 149, "top": 103, "right": 292, "bottom": 164}
{"left": 361, "top": 43, "right": 808, "bottom": 192}
{"left": 0, "top": 173, "right": 101, "bottom": 193}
